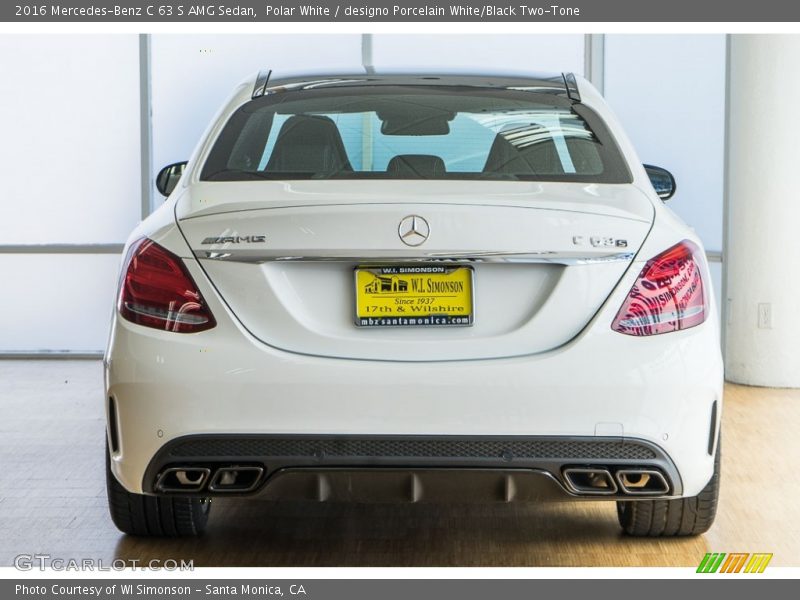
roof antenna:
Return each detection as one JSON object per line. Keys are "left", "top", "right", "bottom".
{"left": 252, "top": 69, "right": 271, "bottom": 99}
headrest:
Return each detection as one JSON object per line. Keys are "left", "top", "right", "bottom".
{"left": 387, "top": 154, "right": 446, "bottom": 178}
{"left": 265, "top": 115, "right": 352, "bottom": 175}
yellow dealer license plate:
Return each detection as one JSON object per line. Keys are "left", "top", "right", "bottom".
{"left": 354, "top": 265, "right": 474, "bottom": 327}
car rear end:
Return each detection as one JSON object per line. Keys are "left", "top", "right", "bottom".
{"left": 105, "top": 72, "right": 722, "bottom": 533}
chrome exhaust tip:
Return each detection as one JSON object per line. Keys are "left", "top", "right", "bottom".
{"left": 562, "top": 467, "right": 618, "bottom": 495}
{"left": 155, "top": 467, "right": 211, "bottom": 493}
{"left": 616, "top": 469, "right": 669, "bottom": 495}
{"left": 208, "top": 466, "right": 264, "bottom": 492}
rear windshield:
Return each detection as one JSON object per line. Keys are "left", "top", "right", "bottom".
{"left": 201, "top": 86, "right": 632, "bottom": 183}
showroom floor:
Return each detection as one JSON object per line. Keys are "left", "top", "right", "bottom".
{"left": 0, "top": 360, "right": 797, "bottom": 568}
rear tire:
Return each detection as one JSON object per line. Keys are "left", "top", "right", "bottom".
{"left": 106, "top": 442, "right": 210, "bottom": 537}
{"left": 616, "top": 441, "right": 720, "bottom": 537}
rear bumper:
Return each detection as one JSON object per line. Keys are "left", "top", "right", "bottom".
{"left": 105, "top": 253, "right": 723, "bottom": 498}
{"left": 142, "top": 434, "right": 682, "bottom": 500}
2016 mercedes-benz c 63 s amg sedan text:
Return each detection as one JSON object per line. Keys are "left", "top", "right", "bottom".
{"left": 105, "top": 70, "right": 723, "bottom": 537}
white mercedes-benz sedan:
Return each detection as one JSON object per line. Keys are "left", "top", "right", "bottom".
{"left": 104, "top": 70, "right": 723, "bottom": 537}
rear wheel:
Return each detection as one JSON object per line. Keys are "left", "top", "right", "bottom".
{"left": 106, "top": 443, "right": 210, "bottom": 537}
{"left": 616, "top": 442, "right": 720, "bottom": 537}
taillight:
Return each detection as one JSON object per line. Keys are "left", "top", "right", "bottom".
{"left": 118, "top": 239, "right": 216, "bottom": 333}
{"left": 611, "top": 240, "right": 707, "bottom": 336}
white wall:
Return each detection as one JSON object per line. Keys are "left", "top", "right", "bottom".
{"left": 0, "top": 35, "right": 140, "bottom": 353}
{"left": 604, "top": 34, "right": 727, "bottom": 312}
{"left": 725, "top": 35, "right": 800, "bottom": 387}
{"left": 371, "top": 34, "right": 585, "bottom": 74}
{"left": 0, "top": 36, "right": 141, "bottom": 245}
{"left": 605, "top": 35, "right": 726, "bottom": 253}
{"left": 0, "top": 255, "right": 120, "bottom": 353}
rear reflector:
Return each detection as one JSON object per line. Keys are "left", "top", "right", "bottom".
{"left": 118, "top": 238, "right": 216, "bottom": 333}
{"left": 611, "top": 240, "right": 707, "bottom": 336}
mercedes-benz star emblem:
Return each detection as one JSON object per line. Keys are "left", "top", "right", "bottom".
{"left": 398, "top": 215, "right": 430, "bottom": 247}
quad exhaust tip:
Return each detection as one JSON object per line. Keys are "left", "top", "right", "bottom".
{"left": 156, "top": 465, "right": 265, "bottom": 493}
{"left": 616, "top": 469, "right": 670, "bottom": 495}
{"left": 208, "top": 466, "right": 264, "bottom": 492}
{"left": 563, "top": 467, "right": 670, "bottom": 496}
{"left": 562, "top": 467, "right": 618, "bottom": 495}
{"left": 156, "top": 467, "right": 211, "bottom": 493}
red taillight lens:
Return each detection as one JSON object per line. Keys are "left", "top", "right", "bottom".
{"left": 118, "top": 239, "right": 216, "bottom": 333}
{"left": 611, "top": 240, "right": 707, "bottom": 336}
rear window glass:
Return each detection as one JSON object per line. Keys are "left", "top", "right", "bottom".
{"left": 201, "top": 86, "right": 631, "bottom": 183}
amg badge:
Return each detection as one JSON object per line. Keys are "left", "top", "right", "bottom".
{"left": 201, "top": 235, "right": 267, "bottom": 245}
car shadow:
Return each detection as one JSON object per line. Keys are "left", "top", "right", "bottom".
{"left": 112, "top": 498, "right": 707, "bottom": 567}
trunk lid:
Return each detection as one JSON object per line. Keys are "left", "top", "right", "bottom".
{"left": 176, "top": 180, "right": 653, "bottom": 361}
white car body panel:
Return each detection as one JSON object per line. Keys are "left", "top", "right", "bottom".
{"left": 177, "top": 182, "right": 651, "bottom": 361}
{"left": 105, "top": 71, "right": 723, "bottom": 506}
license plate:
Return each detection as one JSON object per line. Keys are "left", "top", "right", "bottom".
{"left": 354, "top": 265, "right": 474, "bottom": 327}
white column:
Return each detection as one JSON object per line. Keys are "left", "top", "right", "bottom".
{"left": 725, "top": 35, "right": 800, "bottom": 387}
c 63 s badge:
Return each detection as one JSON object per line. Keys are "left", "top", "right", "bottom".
{"left": 201, "top": 235, "right": 267, "bottom": 244}
{"left": 572, "top": 235, "right": 628, "bottom": 248}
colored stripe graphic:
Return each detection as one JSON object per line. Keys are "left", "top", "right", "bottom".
{"left": 697, "top": 553, "right": 725, "bottom": 573}
{"left": 744, "top": 553, "right": 773, "bottom": 573}
{"left": 697, "top": 552, "right": 773, "bottom": 573}
{"left": 720, "top": 553, "right": 749, "bottom": 573}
